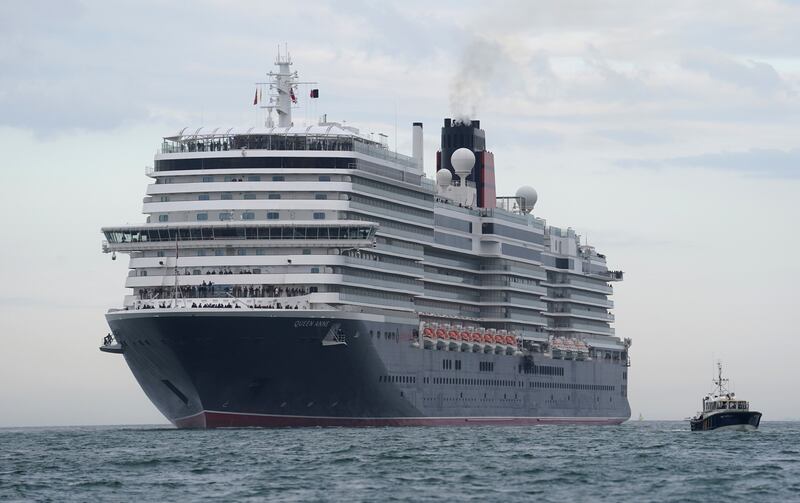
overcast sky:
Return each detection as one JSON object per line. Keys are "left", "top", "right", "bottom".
{"left": 1, "top": 0, "right": 799, "bottom": 426}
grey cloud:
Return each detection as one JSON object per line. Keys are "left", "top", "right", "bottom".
{"left": 491, "top": 127, "right": 564, "bottom": 149}
{"left": 680, "top": 51, "right": 788, "bottom": 93}
{"left": 595, "top": 129, "right": 671, "bottom": 145}
{"left": 617, "top": 148, "right": 800, "bottom": 178}
{"left": 567, "top": 47, "right": 653, "bottom": 104}
{"left": 0, "top": 0, "right": 455, "bottom": 136}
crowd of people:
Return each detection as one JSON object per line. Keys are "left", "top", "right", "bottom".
{"left": 136, "top": 284, "right": 311, "bottom": 300}
{"left": 130, "top": 300, "right": 309, "bottom": 310}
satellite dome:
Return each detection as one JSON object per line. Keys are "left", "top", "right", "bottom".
{"left": 515, "top": 186, "right": 538, "bottom": 213}
{"left": 436, "top": 169, "right": 453, "bottom": 188}
{"left": 451, "top": 148, "right": 475, "bottom": 177}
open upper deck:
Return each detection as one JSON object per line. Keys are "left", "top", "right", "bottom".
{"left": 159, "top": 125, "right": 420, "bottom": 170}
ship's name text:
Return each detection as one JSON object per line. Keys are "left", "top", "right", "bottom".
{"left": 293, "top": 320, "right": 331, "bottom": 328}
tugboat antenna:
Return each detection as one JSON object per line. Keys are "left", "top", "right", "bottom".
{"left": 714, "top": 360, "right": 729, "bottom": 396}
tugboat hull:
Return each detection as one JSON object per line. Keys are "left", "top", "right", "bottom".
{"left": 690, "top": 411, "right": 761, "bottom": 431}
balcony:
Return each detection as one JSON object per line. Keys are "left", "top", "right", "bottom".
{"left": 546, "top": 308, "right": 614, "bottom": 322}
{"left": 548, "top": 292, "right": 614, "bottom": 308}
{"left": 544, "top": 278, "right": 613, "bottom": 294}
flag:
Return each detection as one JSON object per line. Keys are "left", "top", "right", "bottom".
{"left": 310, "top": 89, "right": 319, "bottom": 98}
{"left": 253, "top": 87, "right": 258, "bottom": 105}
{"left": 259, "top": 88, "right": 262, "bottom": 103}
{"left": 289, "top": 87, "right": 297, "bottom": 104}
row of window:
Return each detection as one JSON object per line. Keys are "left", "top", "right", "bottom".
{"left": 528, "top": 381, "right": 614, "bottom": 391}
{"left": 379, "top": 375, "right": 615, "bottom": 392}
{"left": 349, "top": 194, "right": 431, "bottom": 219}
{"left": 378, "top": 375, "right": 415, "bottom": 384}
{"left": 347, "top": 213, "right": 434, "bottom": 239}
{"left": 431, "top": 377, "right": 517, "bottom": 387}
{"left": 501, "top": 243, "right": 542, "bottom": 263}
{"left": 171, "top": 212, "right": 327, "bottom": 222}
{"left": 106, "top": 225, "right": 373, "bottom": 244}
{"left": 159, "top": 212, "right": 326, "bottom": 222}
{"left": 339, "top": 267, "right": 418, "bottom": 286}
{"left": 150, "top": 248, "right": 319, "bottom": 257}
{"left": 482, "top": 223, "right": 544, "bottom": 245}
{"left": 369, "top": 329, "right": 398, "bottom": 340}
{"left": 191, "top": 175, "right": 332, "bottom": 183}
{"left": 192, "top": 193, "right": 329, "bottom": 201}
{"left": 479, "top": 361, "right": 495, "bottom": 372}
{"left": 352, "top": 176, "right": 432, "bottom": 202}
{"left": 434, "top": 231, "right": 473, "bottom": 250}
{"left": 442, "top": 359, "right": 461, "bottom": 370}
{"left": 154, "top": 156, "right": 355, "bottom": 172}
{"left": 519, "top": 365, "right": 565, "bottom": 376}
{"left": 435, "top": 214, "right": 473, "bottom": 234}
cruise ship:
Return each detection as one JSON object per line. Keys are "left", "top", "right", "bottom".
{"left": 100, "top": 53, "right": 631, "bottom": 428}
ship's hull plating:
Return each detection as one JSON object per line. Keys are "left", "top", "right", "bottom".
{"left": 107, "top": 310, "right": 631, "bottom": 428}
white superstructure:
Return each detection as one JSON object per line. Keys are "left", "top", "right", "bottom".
{"left": 102, "top": 55, "right": 629, "bottom": 365}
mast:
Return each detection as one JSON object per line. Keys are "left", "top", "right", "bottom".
{"left": 256, "top": 45, "right": 316, "bottom": 127}
{"left": 713, "top": 360, "right": 729, "bottom": 396}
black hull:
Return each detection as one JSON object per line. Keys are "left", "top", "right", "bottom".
{"left": 106, "top": 310, "right": 631, "bottom": 428}
{"left": 690, "top": 411, "right": 762, "bottom": 431}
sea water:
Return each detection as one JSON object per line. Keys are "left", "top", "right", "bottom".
{"left": 1, "top": 421, "right": 798, "bottom": 502}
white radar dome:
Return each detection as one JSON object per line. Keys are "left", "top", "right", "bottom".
{"left": 515, "top": 186, "right": 538, "bottom": 213}
{"left": 436, "top": 169, "right": 453, "bottom": 188}
{"left": 451, "top": 148, "right": 475, "bottom": 178}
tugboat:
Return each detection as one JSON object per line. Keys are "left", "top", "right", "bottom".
{"left": 690, "top": 362, "right": 761, "bottom": 431}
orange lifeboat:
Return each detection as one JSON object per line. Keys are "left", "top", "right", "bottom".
{"left": 505, "top": 335, "right": 518, "bottom": 355}
{"left": 447, "top": 330, "right": 460, "bottom": 350}
{"left": 435, "top": 328, "right": 447, "bottom": 349}
{"left": 483, "top": 334, "right": 494, "bottom": 353}
{"left": 422, "top": 326, "right": 435, "bottom": 348}
{"left": 494, "top": 335, "right": 506, "bottom": 354}
{"left": 471, "top": 332, "right": 483, "bottom": 352}
{"left": 460, "top": 331, "right": 471, "bottom": 351}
